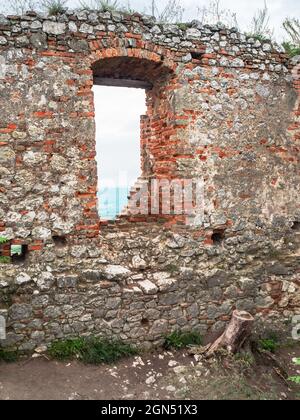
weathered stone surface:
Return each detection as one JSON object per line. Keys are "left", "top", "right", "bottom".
{"left": 132, "top": 256, "right": 147, "bottom": 270}
{"left": 9, "top": 304, "right": 32, "bottom": 321}
{"left": 43, "top": 21, "right": 66, "bottom": 35}
{"left": 0, "top": 10, "right": 298, "bottom": 351}
{"left": 104, "top": 265, "right": 131, "bottom": 280}
{"left": 15, "top": 272, "right": 31, "bottom": 285}
{"left": 0, "top": 147, "right": 15, "bottom": 165}
{"left": 35, "top": 272, "right": 55, "bottom": 291}
{"left": 57, "top": 275, "right": 78, "bottom": 288}
{"left": 138, "top": 280, "right": 158, "bottom": 295}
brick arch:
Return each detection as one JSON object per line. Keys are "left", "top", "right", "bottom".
{"left": 92, "top": 56, "right": 174, "bottom": 88}
{"left": 89, "top": 46, "right": 177, "bottom": 76}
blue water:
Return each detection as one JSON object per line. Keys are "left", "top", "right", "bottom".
{"left": 98, "top": 187, "right": 130, "bottom": 220}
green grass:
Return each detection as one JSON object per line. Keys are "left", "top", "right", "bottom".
{"left": 246, "top": 33, "right": 270, "bottom": 42}
{"left": 282, "top": 42, "right": 300, "bottom": 58}
{"left": 41, "top": 0, "right": 68, "bottom": 16}
{"left": 48, "top": 337, "right": 85, "bottom": 360}
{"left": 48, "top": 337, "right": 138, "bottom": 364}
{"left": 258, "top": 337, "right": 279, "bottom": 353}
{"left": 234, "top": 352, "right": 255, "bottom": 368}
{"left": 177, "top": 23, "right": 189, "bottom": 31}
{"left": 289, "top": 376, "right": 300, "bottom": 384}
{"left": 289, "top": 358, "right": 300, "bottom": 385}
{"left": 79, "top": 0, "right": 120, "bottom": 12}
{"left": 0, "top": 348, "right": 19, "bottom": 363}
{"left": 0, "top": 237, "right": 10, "bottom": 263}
{"left": 0, "top": 256, "right": 11, "bottom": 264}
{"left": 164, "top": 330, "right": 202, "bottom": 350}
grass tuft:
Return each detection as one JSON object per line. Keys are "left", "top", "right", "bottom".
{"left": 282, "top": 42, "right": 300, "bottom": 58}
{"left": 258, "top": 337, "right": 279, "bottom": 353}
{"left": 48, "top": 336, "right": 138, "bottom": 364}
{"left": 164, "top": 330, "right": 202, "bottom": 350}
{"left": 48, "top": 337, "right": 86, "bottom": 360}
{"left": 0, "top": 256, "right": 11, "bottom": 264}
{"left": 40, "top": 0, "right": 68, "bottom": 16}
{"left": 0, "top": 348, "right": 19, "bottom": 363}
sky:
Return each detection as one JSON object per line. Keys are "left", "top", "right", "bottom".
{"left": 93, "top": 86, "right": 146, "bottom": 188}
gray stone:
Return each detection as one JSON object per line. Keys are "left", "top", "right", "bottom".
{"left": 57, "top": 275, "right": 78, "bottom": 288}
{"left": 0, "top": 36, "right": 7, "bottom": 45}
{"left": 132, "top": 255, "right": 147, "bottom": 270}
{"left": 79, "top": 23, "right": 94, "bottom": 34}
{"left": 206, "top": 270, "right": 229, "bottom": 288}
{"left": 104, "top": 265, "right": 131, "bottom": 281}
{"left": 9, "top": 304, "right": 32, "bottom": 321}
{"left": 43, "top": 21, "right": 66, "bottom": 35}
{"left": 150, "top": 319, "right": 168, "bottom": 336}
{"left": 32, "top": 227, "right": 52, "bottom": 241}
{"left": 106, "top": 297, "right": 121, "bottom": 310}
{"left": 0, "top": 147, "right": 15, "bottom": 165}
{"left": 0, "top": 315, "right": 6, "bottom": 340}
{"left": 70, "top": 245, "right": 87, "bottom": 259}
{"left": 138, "top": 280, "right": 158, "bottom": 295}
{"left": 15, "top": 272, "right": 31, "bottom": 286}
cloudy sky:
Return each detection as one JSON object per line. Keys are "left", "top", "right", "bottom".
{"left": 93, "top": 86, "right": 146, "bottom": 187}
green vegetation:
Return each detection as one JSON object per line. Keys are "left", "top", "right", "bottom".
{"left": 79, "top": 0, "right": 120, "bottom": 12}
{"left": 0, "top": 348, "right": 19, "bottom": 363}
{"left": 40, "top": 0, "right": 68, "bottom": 16}
{"left": 248, "top": 33, "right": 270, "bottom": 42}
{"left": 176, "top": 22, "right": 189, "bottom": 31}
{"left": 258, "top": 335, "right": 279, "bottom": 353}
{"left": 282, "top": 18, "right": 300, "bottom": 57}
{"left": 164, "top": 330, "right": 202, "bottom": 350}
{"left": 48, "top": 336, "right": 138, "bottom": 364}
{"left": 0, "top": 237, "right": 8, "bottom": 245}
{"left": 0, "top": 237, "right": 10, "bottom": 264}
{"left": 0, "top": 256, "right": 11, "bottom": 264}
{"left": 289, "top": 358, "right": 300, "bottom": 385}
{"left": 48, "top": 337, "right": 85, "bottom": 360}
{"left": 246, "top": 1, "right": 273, "bottom": 42}
{"left": 283, "top": 42, "right": 300, "bottom": 58}
{"left": 234, "top": 351, "right": 255, "bottom": 368}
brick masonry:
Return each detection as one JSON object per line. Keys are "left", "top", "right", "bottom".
{"left": 0, "top": 10, "right": 299, "bottom": 351}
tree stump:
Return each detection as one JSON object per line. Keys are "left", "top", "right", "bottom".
{"left": 207, "top": 310, "right": 254, "bottom": 356}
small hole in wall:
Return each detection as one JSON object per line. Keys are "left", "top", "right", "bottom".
{"left": 191, "top": 51, "right": 204, "bottom": 61}
{"left": 141, "top": 318, "right": 149, "bottom": 327}
{"left": 211, "top": 229, "right": 226, "bottom": 245}
{"left": 291, "top": 221, "right": 300, "bottom": 231}
{"left": 53, "top": 236, "right": 67, "bottom": 248}
{"left": 11, "top": 244, "right": 28, "bottom": 264}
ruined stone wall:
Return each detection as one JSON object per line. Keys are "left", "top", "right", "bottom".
{"left": 0, "top": 10, "right": 299, "bottom": 351}
{"left": 1, "top": 223, "right": 300, "bottom": 351}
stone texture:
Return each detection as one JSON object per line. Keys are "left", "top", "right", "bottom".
{"left": 0, "top": 10, "right": 299, "bottom": 351}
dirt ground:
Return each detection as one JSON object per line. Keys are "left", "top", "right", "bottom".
{"left": 0, "top": 344, "right": 299, "bottom": 400}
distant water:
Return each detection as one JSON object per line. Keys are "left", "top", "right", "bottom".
{"left": 98, "top": 187, "right": 130, "bottom": 220}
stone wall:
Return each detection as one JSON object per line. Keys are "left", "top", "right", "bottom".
{"left": 0, "top": 10, "right": 299, "bottom": 351}
{"left": 1, "top": 223, "right": 300, "bottom": 351}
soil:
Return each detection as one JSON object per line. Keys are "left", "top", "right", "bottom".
{"left": 0, "top": 344, "right": 299, "bottom": 400}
